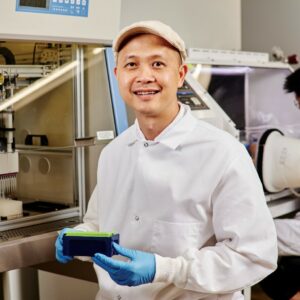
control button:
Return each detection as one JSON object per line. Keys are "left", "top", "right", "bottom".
{"left": 144, "top": 142, "right": 149, "bottom": 147}
{"left": 52, "top": 0, "right": 57, "bottom": 2}
{"left": 76, "top": 0, "right": 81, "bottom": 4}
{"left": 70, "top": 0, "right": 75, "bottom": 3}
{"left": 59, "top": 0, "right": 63, "bottom": 3}
{"left": 82, "top": 0, "right": 87, "bottom": 5}
{"left": 65, "top": 0, "right": 70, "bottom": 3}
{"left": 190, "top": 97, "right": 201, "bottom": 106}
{"left": 135, "top": 216, "right": 140, "bottom": 221}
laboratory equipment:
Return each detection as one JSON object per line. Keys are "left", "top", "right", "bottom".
{"left": 186, "top": 48, "right": 300, "bottom": 217}
{"left": 0, "top": 0, "right": 120, "bottom": 44}
{"left": 257, "top": 129, "right": 300, "bottom": 193}
{"left": 0, "top": 0, "right": 120, "bottom": 234}
{"left": 0, "top": 7, "right": 123, "bottom": 294}
{"left": 0, "top": 64, "right": 53, "bottom": 220}
{"left": 0, "top": 1, "right": 123, "bottom": 299}
{"left": 0, "top": 45, "right": 123, "bottom": 238}
{"left": 63, "top": 232, "right": 120, "bottom": 257}
{"left": 178, "top": 74, "right": 239, "bottom": 139}
{"left": 187, "top": 49, "right": 299, "bottom": 141}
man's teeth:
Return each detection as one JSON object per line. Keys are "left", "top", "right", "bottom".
{"left": 135, "top": 91, "right": 158, "bottom": 95}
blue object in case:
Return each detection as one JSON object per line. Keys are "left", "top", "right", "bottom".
{"left": 62, "top": 232, "right": 120, "bottom": 257}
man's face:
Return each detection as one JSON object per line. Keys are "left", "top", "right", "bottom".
{"left": 114, "top": 34, "right": 187, "bottom": 119}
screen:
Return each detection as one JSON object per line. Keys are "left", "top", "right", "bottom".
{"left": 19, "top": 0, "right": 48, "bottom": 8}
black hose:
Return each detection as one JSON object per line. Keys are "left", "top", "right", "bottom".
{"left": 0, "top": 47, "right": 16, "bottom": 64}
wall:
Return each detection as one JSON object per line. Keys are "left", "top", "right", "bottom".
{"left": 120, "top": 0, "right": 241, "bottom": 50}
{"left": 242, "top": 0, "right": 300, "bottom": 59}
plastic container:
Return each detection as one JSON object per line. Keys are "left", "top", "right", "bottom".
{"left": 62, "top": 232, "right": 119, "bottom": 257}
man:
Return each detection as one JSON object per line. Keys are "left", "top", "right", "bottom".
{"left": 260, "top": 207, "right": 300, "bottom": 300}
{"left": 259, "top": 68, "right": 300, "bottom": 300}
{"left": 56, "top": 20, "right": 277, "bottom": 300}
{"left": 260, "top": 212, "right": 300, "bottom": 300}
{"left": 284, "top": 68, "right": 300, "bottom": 107}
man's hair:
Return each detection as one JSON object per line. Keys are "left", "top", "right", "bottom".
{"left": 284, "top": 68, "right": 300, "bottom": 97}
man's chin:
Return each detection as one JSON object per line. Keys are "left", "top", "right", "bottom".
{"left": 135, "top": 107, "right": 159, "bottom": 118}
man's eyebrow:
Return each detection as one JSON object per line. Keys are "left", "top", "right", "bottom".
{"left": 124, "top": 55, "right": 137, "bottom": 60}
{"left": 123, "top": 53, "right": 166, "bottom": 60}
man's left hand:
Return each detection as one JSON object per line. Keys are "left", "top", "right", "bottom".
{"left": 92, "top": 242, "right": 156, "bottom": 286}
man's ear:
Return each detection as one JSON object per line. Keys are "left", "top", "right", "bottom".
{"left": 114, "top": 67, "right": 118, "bottom": 77}
{"left": 178, "top": 64, "right": 188, "bottom": 88}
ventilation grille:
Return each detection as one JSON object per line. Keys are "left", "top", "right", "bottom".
{"left": 0, "top": 217, "right": 80, "bottom": 242}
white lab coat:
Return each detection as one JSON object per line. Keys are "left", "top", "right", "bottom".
{"left": 76, "top": 104, "right": 277, "bottom": 300}
{"left": 275, "top": 212, "right": 300, "bottom": 256}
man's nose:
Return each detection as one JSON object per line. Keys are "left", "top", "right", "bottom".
{"left": 136, "top": 66, "right": 155, "bottom": 83}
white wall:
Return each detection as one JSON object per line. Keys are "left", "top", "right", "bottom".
{"left": 242, "top": 0, "right": 300, "bottom": 58}
{"left": 120, "top": 0, "right": 241, "bottom": 50}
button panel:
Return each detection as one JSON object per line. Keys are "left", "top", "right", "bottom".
{"left": 177, "top": 81, "right": 209, "bottom": 110}
{"left": 16, "top": 0, "right": 89, "bottom": 17}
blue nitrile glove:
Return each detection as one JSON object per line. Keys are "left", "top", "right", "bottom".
{"left": 55, "top": 227, "right": 79, "bottom": 263}
{"left": 92, "top": 242, "right": 156, "bottom": 286}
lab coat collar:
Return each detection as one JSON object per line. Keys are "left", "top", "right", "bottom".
{"left": 128, "top": 103, "right": 198, "bottom": 150}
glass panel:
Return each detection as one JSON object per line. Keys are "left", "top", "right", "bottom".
{"left": 189, "top": 64, "right": 300, "bottom": 142}
{"left": 83, "top": 46, "right": 116, "bottom": 201}
{"left": 4, "top": 42, "right": 76, "bottom": 218}
{"left": 0, "top": 41, "right": 116, "bottom": 226}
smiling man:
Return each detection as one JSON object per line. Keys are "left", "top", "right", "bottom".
{"left": 114, "top": 32, "right": 187, "bottom": 141}
{"left": 55, "top": 20, "right": 278, "bottom": 300}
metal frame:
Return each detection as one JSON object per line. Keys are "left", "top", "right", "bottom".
{"left": 74, "top": 45, "right": 86, "bottom": 217}
{"left": 105, "top": 47, "right": 128, "bottom": 135}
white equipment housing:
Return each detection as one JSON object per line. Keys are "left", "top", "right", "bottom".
{"left": 184, "top": 72, "right": 239, "bottom": 139}
{"left": 0, "top": 0, "right": 121, "bottom": 44}
{"left": 0, "top": 152, "right": 18, "bottom": 175}
{"left": 257, "top": 129, "right": 300, "bottom": 193}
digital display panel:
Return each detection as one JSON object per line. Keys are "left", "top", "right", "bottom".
{"left": 19, "top": 0, "right": 48, "bottom": 9}
{"left": 17, "top": 0, "right": 89, "bottom": 17}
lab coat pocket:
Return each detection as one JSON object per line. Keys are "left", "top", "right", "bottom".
{"left": 151, "top": 220, "right": 201, "bottom": 257}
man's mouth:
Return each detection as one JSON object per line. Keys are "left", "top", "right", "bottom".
{"left": 133, "top": 90, "right": 160, "bottom": 96}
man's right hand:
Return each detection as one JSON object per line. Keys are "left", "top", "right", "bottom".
{"left": 55, "top": 228, "right": 79, "bottom": 263}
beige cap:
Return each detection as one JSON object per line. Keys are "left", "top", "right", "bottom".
{"left": 113, "top": 20, "right": 187, "bottom": 63}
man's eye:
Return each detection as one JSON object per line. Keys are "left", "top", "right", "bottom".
{"left": 153, "top": 61, "right": 164, "bottom": 68}
{"left": 125, "top": 62, "right": 136, "bottom": 68}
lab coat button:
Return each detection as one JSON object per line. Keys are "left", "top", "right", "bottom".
{"left": 144, "top": 142, "right": 149, "bottom": 147}
{"left": 135, "top": 215, "right": 140, "bottom": 221}
{"left": 117, "top": 295, "right": 121, "bottom": 300}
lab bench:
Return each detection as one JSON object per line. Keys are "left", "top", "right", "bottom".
{"left": 0, "top": 217, "right": 97, "bottom": 300}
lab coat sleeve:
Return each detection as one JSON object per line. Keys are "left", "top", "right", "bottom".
{"left": 74, "top": 187, "right": 99, "bottom": 232}
{"left": 275, "top": 212, "right": 300, "bottom": 256}
{"left": 153, "top": 149, "right": 278, "bottom": 294}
